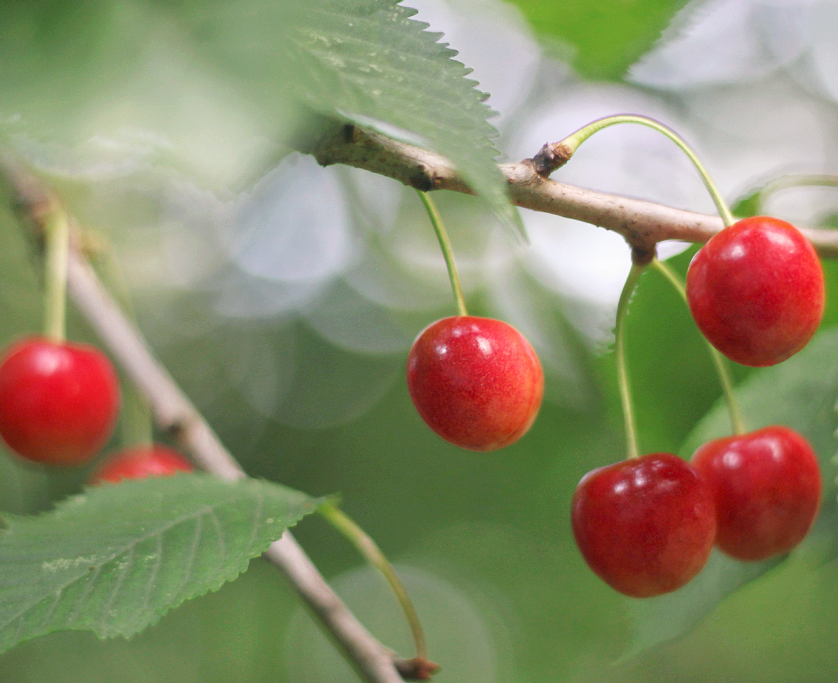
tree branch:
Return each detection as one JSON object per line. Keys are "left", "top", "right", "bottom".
{"left": 0, "top": 157, "right": 409, "bottom": 683}
{"left": 301, "top": 123, "right": 838, "bottom": 257}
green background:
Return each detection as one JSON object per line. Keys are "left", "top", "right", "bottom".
{"left": 4, "top": 0, "right": 838, "bottom": 681}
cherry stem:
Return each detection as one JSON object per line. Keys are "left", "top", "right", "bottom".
{"left": 615, "top": 261, "right": 646, "bottom": 460}
{"left": 560, "top": 115, "right": 735, "bottom": 228}
{"left": 652, "top": 258, "right": 746, "bottom": 435}
{"left": 122, "top": 385, "right": 154, "bottom": 448}
{"left": 319, "top": 502, "right": 428, "bottom": 661}
{"left": 42, "top": 208, "right": 70, "bottom": 342}
{"left": 417, "top": 190, "right": 468, "bottom": 317}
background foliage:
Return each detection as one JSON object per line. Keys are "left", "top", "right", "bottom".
{"left": 3, "top": 0, "right": 838, "bottom": 682}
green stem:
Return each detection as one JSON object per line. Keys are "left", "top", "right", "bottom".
{"left": 122, "top": 384, "right": 154, "bottom": 448}
{"left": 652, "top": 259, "right": 746, "bottom": 435}
{"left": 417, "top": 190, "right": 467, "bottom": 317}
{"left": 42, "top": 209, "right": 70, "bottom": 342}
{"left": 560, "top": 115, "right": 735, "bottom": 228}
{"left": 615, "top": 262, "right": 646, "bottom": 460}
{"left": 319, "top": 502, "right": 428, "bottom": 661}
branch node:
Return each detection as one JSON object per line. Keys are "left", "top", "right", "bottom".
{"left": 631, "top": 244, "right": 656, "bottom": 267}
{"left": 342, "top": 123, "right": 358, "bottom": 144}
{"left": 164, "top": 418, "right": 189, "bottom": 442}
{"left": 414, "top": 165, "right": 435, "bottom": 192}
{"left": 532, "top": 141, "right": 573, "bottom": 177}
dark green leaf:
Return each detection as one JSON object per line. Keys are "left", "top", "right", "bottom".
{"left": 0, "top": 474, "right": 321, "bottom": 654}
{"left": 628, "top": 326, "right": 838, "bottom": 654}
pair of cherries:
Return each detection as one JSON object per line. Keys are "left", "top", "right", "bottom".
{"left": 572, "top": 427, "right": 821, "bottom": 598}
{"left": 574, "top": 216, "right": 825, "bottom": 597}
{"left": 0, "top": 337, "right": 191, "bottom": 483}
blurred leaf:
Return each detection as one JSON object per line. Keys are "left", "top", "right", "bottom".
{"left": 625, "top": 550, "right": 782, "bottom": 660}
{"left": 504, "top": 0, "right": 688, "bottom": 80}
{"left": 628, "top": 326, "right": 838, "bottom": 654}
{"left": 730, "top": 189, "right": 763, "bottom": 219}
{"left": 0, "top": 474, "right": 321, "bottom": 654}
{"left": 1, "top": 0, "right": 522, "bottom": 239}
{"left": 208, "top": 0, "right": 523, "bottom": 239}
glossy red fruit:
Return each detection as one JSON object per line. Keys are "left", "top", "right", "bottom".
{"left": 0, "top": 337, "right": 120, "bottom": 465}
{"left": 90, "top": 444, "right": 193, "bottom": 484}
{"left": 406, "top": 316, "right": 543, "bottom": 451}
{"left": 571, "top": 453, "right": 716, "bottom": 598}
{"left": 686, "top": 216, "right": 824, "bottom": 367}
{"left": 691, "top": 426, "right": 821, "bottom": 561}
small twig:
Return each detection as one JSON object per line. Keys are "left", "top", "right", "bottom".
{"left": 301, "top": 123, "right": 838, "bottom": 257}
{"left": 0, "top": 157, "right": 409, "bottom": 683}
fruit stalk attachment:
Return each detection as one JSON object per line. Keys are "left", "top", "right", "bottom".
{"left": 556, "top": 115, "right": 735, "bottom": 228}
{"left": 652, "top": 258, "right": 746, "bottom": 435}
{"left": 417, "top": 191, "right": 467, "bottom": 316}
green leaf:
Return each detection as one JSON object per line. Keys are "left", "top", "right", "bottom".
{"left": 505, "top": 0, "right": 689, "bottom": 80}
{"left": 0, "top": 474, "right": 321, "bottom": 654}
{"left": 204, "top": 0, "right": 524, "bottom": 240}
{"left": 627, "top": 326, "right": 838, "bottom": 655}
{"left": 730, "top": 189, "right": 764, "bottom": 219}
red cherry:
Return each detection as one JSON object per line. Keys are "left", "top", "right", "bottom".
{"left": 90, "top": 444, "right": 193, "bottom": 484}
{"left": 406, "top": 316, "right": 543, "bottom": 451}
{"left": 571, "top": 453, "right": 716, "bottom": 597}
{"left": 691, "top": 426, "right": 821, "bottom": 561}
{"left": 0, "top": 337, "right": 121, "bottom": 466}
{"left": 686, "top": 216, "right": 824, "bottom": 367}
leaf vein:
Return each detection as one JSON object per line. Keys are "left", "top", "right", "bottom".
{"left": 98, "top": 546, "right": 134, "bottom": 633}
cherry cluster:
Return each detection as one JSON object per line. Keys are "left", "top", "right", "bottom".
{"left": 404, "top": 208, "right": 825, "bottom": 599}
{"left": 0, "top": 337, "right": 192, "bottom": 483}
{"left": 573, "top": 215, "right": 824, "bottom": 597}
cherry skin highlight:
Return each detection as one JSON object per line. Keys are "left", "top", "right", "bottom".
{"left": 90, "top": 444, "right": 193, "bottom": 484}
{"left": 571, "top": 453, "right": 716, "bottom": 598}
{"left": 406, "top": 316, "right": 543, "bottom": 451}
{"left": 0, "top": 337, "right": 121, "bottom": 466}
{"left": 691, "top": 426, "right": 821, "bottom": 561}
{"left": 686, "top": 216, "right": 824, "bottom": 367}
